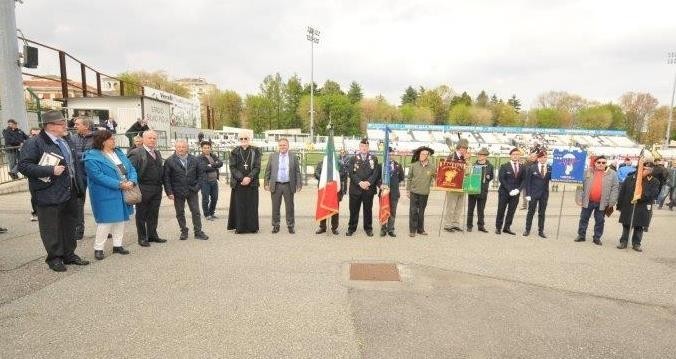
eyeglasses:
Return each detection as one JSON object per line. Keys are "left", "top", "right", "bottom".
{"left": 596, "top": 161, "right": 606, "bottom": 164}
{"left": 239, "top": 137, "right": 249, "bottom": 141}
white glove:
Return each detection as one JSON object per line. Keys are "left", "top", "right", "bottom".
{"left": 525, "top": 196, "right": 531, "bottom": 201}
{"left": 509, "top": 189, "right": 520, "bottom": 196}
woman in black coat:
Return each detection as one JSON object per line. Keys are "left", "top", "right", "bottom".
{"left": 616, "top": 161, "right": 660, "bottom": 252}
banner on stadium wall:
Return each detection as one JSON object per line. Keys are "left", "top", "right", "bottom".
{"left": 551, "top": 148, "right": 587, "bottom": 183}
{"left": 144, "top": 86, "right": 201, "bottom": 128}
{"left": 366, "top": 123, "right": 626, "bottom": 137}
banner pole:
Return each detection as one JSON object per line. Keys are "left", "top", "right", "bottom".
{"left": 438, "top": 191, "right": 447, "bottom": 237}
{"left": 555, "top": 184, "right": 566, "bottom": 240}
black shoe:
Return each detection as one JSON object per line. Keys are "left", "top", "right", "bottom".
{"left": 632, "top": 245, "right": 643, "bottom": 252}
{"left": 366, "top": 231, "right": 374, "bottom": 237}
{"left": 138, "top": 239, "right": 150, "bottom": 247}
{"left": 149, "top": 237, "right": 167, "bottom": 243}
{"left": 112, "top": 246, "right": 130, "bottom": 255}
{"left": 107, "top": 233, "right": 113, "bottom": 239}
{"left": 287, "top": 227, "right": 295, "bottom": 234}
{"left": 617, "top": 242, "right": 628, "bottom": 249}
{"left": 574, "top": 236, "right": 586, "bottom": 242}
{"left": 95, "top": 250, "right": 105, "bottom": 260}
{"left": 466, "top": 227, "right": 473, "bottom": 232}
{"left": 538, "top": 232, "right": 547, "bottom": 239}
{"left": 48, "top": 260, "right": 67, "bottom": 272}
{"left": 409, "top": 232, "right": 416, "bottom": 237}
{"left": 194, "top": 231, "right": 209, "bottom": 240}
{"left": 495, "top": 229, "right": 501, "bottom": 234}
{"left": 593, "top": 239, "right": 602, "bottom": 246}
{"left": 523, "top": 230, "right": 530, "bottom": 236}
{"left": 179, "top": 232, "right": 188, "bottom": 241}
{"left": 452, "top": 226, "right": 463, "bottom": 232}
{"left": 478, "top": 227, "right": 488, "bottom": 233}
{"left": 346, "top": 231, "right": 354, "bottom": 236}
{"left": 331, "top": 229, "right": 339, "bottom": 235}
{"left": 380, "top": 229, "right": 387, "bottom": 237}
{"left": 388, "top": 232, "right": 396, "bottom": 238}
{"left": 64, "top": 256, "right": 90, "bottom": 266}
{"left": 417, "top": 230, "right": 428, "bottom": 235}
{"left": 444, "top": 227, "right": 455, "bottom": 232}
{"left": 315, "top": 228, "right": 327, "bottom": 234}
{"left": 503, "top": 229, "right": 516, "bottom": 235}
{"left": 0, "top": 227, "right": 7, "bottom": 233}
{"left": 272, "top": 226, "right": 280, "bottom": 234}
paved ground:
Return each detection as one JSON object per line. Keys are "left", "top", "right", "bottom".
{"left": 1, "top": 181, "right": 675, "bottom": 358}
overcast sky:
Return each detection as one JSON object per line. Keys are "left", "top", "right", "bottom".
{"left": 15, "top": 0, "right": 676, "bottom": 108}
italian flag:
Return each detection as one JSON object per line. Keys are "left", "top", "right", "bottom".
{"left": 316, "top": 128, "right": 341, "bottom": 221}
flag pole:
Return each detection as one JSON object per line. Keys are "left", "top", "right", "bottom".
{"left": 555, "top": 184, "right": 566, "bottom": 240}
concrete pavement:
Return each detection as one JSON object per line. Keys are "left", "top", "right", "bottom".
{"left": 1, "top": 182, "right": 675, "bottom": 358}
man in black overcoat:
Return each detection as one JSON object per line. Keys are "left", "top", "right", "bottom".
{"left": 616, "top": 161, "right": 661, "bottom": 252}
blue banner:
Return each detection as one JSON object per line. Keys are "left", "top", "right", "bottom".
{"left": 366, "top": 123, "right": 626, "bottom": 137}
{"left": 551, "top": 148, "right": 587, "bottom": 183}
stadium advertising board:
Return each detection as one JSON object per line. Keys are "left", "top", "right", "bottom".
{"left": 367, "top": 123, "right": 626, "bottom": 137}
{"left": 144, "top": 86, "right": 201, "bottom": 128}
{"left": 551, "top": 148, "right": 587, "bottom": 183}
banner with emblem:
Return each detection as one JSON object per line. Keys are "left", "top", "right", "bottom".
{"left": 462, "top": 165, "right": 483, "bottom": 194}
{"left": 434, "top": 160, "right": 465, "bottom": 192}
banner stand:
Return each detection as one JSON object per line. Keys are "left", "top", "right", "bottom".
{"left": 438, "top": 193, "right": 448, "bottom": 237}
{"left": 555, "top": 185, "right": 566, "bottom": 240}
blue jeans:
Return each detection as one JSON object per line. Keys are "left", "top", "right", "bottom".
{"left": 201, "top": 181, "right": 218, "bottom": 217}
{"left": 577, "top": 202, "right": 605, "bottom": 240}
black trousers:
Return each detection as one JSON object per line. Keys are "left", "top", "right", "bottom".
{"left": 348, "top": 191, "right": 375, "bottom": 232}
{"left": 620, "top": 225, "right": 644, "bottom": 246}
{"left": 496, "top": 191, "right": 520, "bottom": 230}
{"left": 319, "top": 214, "right": 339, "bottom": 231}
{"left": 409, "top": 192, "right": 429, "bottom": 233}
{"left": 525, "top": 197, "right": 548, "bottom": 232}
{"left": 136, "top": 184, "right": 163, "bottom": 241}
{"left": 467, "top": 194, "right": 487, "bottom": 229}
{"left": 74, "top": 192, "right": 86, "bottom": 240}
{"left": 174, "top": 191, "right": 202, "bottom": 233}
{"left": 36, "top": 195, "right": 79, "bottom": 264}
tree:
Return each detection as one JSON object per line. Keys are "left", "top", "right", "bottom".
{"left": 416, "top": 89, "right": 447, "bottom": 125}
{"left": 205, "top": 90, "right": 243, "bottom": 128}
{"left": 259, "top": 73, "right": 285, "bottom": 129}
{"left": 243, "top": 94, "right": 273, "bottom": 133}
{"left": 450, "top": 91, "right": 473, "bottom": 108}
{"left": 619, "top": 91, "right": 659, "bottom": 142}
{"left": 447, "top": 103, "right": 472, "bottom": 125}
{"left": 401, "top": 86, "right": 418, "bottom": 105}
{"left": 531, "top": 108, "right": 564, "bottom": 128}
{"left": 399, "top": 104, "right": 433, "bottom": 124}
{"left": 469, "top": 106, "right": 493, "bottom": 125}
{"left": 117, "top": 70, "right": 189, "bottom": 97}
{"left": 347, "top": 81, "right": 363, "bottom": 104}
{"left": 490, "top": 94, "right": 499, "bottom": 105}
{"left": 507, "top": 95, "right": 521, "bottom": 112}
{"left": 492, "top": 103, "right": 520, "bottom": 126}
{"left": 358, "top": 96, "right": 400, "bottom": 131}
{"left": 283, "top": 74, "right": 304, "bottom": 128}
{"left": 475, "top": 90, "right": 489, "bottom": 107}
{"left": 643, "top": 106, "right": 670, "bottom": 145}
{"left": 602, "top": 103, "right": 626, "bottom": 130}
{"left": 576, "top": 105, "right": 612, "bottom": 129}
{"left": 321, "top": 80, "right": 343, "bottom": 96}
{"left": 318, "top": 94, "right": 360, "bottom": 135}
{"left": 535, "top": 91, "right": 587, "bottom": 114}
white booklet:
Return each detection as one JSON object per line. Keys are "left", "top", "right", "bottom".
{"left": 38, "top": 152, "right": 64, "bottom": 183}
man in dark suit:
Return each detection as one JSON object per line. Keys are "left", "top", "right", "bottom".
{"left": 495, "top": 148, "right": 523, "bottom": 235}
{"left": 378, "top": 149, "right": 405, "bottom": 237}
{"left": 616, "top": 161, "right": 660, "bottom": 252}
{"left": 347, "top": 138, "right": 380, "bottom": 237}
{"left": 197, "top": 141, "right": 223, "bottom": 220}
{"left": 264, "top": 138, "right": 302, "bottom": 234}
{"left": 164, "top": 139, "right": 209, "bottom": 240}
{"left": 523, "top": 150, "right": 552, "bottom": 238}
{"left": 17, "top": 110, "right": 90, "bottom": 272}
{"left": 127, "top": 130, "right": 166, "bottom": 247}
{"left": 467, "top": 147, "right": 494, "bottom": 233}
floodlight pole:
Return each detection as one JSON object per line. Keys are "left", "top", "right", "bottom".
{"left": 0, "top": 0, "right": 28, "bottom": 130}
{"left": 665, "top": 52, "right": 676, "bottom": 149}
{"left": 307, "top": 26, "right": 319, "bottom": 143}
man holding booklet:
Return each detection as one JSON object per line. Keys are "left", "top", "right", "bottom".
{"left": 18, "top": 110, "right": 90, "bottom": 272}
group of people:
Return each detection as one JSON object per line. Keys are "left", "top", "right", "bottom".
{"left": 8, "top": 113, "right": 669, "bottom": 271}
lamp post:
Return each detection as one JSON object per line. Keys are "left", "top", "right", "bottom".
{"left": 665, "top": 52, "right": 676, "bottom": 149}
{"left": 306, "top": 26, "right": 319, "bottom": 142}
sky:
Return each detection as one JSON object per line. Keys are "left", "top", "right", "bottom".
{"left": 14, "top": 0, "right": 676, "bottom": 109}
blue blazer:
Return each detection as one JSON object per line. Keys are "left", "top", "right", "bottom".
{"left": 84, "top": 148, "right": 138, "bottom": 223}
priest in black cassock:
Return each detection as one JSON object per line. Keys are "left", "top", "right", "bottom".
{"left": 227, "top": 134, "right": 262, "bottom": 233}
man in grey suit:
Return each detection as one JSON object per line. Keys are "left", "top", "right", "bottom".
{"left": 264, "top": 138, "right": 302, "bottom": 233}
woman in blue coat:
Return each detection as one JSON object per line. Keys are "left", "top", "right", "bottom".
{"left": 84, "top": 130, "right": 138, "bottom": 260}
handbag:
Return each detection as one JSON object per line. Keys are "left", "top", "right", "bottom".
{"left": 107, "top": 151, "right": 142, "bottom": 204}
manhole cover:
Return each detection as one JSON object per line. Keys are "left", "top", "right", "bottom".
{"left": 350, "top": 263, "right": 400, "bottom": 281}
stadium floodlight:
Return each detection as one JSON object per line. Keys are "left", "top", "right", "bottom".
{"left": 666, "top": 52, "right": 676, "bottom": 149}
{"left": 307, "top": 26, "right": 320, "bottom": 142}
